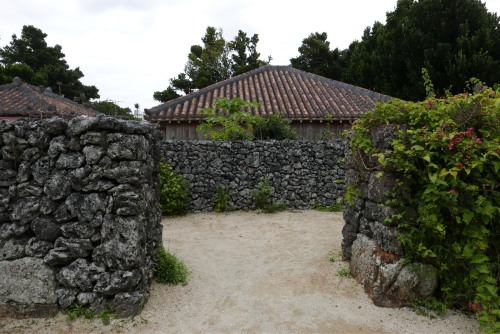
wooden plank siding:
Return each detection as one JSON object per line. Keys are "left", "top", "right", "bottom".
{"left": 159, "top": 120, "right": 351, "bottom": 140}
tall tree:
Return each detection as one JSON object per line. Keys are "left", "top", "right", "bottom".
{"left": 153, "top": 27, "right": 271, "bottom": 103}
{"left": 344, "top": 0, "right": 500, "bottom": 101}
{"left": 229, "top": 30, "right": 271, "bottom": 76}
{"left": 0, "top": 25, "right": 99, "bottom": 100}
{"left": 290, "top": 32, "right": 348, "bottom": 81}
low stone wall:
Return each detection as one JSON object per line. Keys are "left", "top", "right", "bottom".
{"left": 341, "top": 127, "right": 438, "bottom": 308}
{"left": 160, "top": 140, "right": 348, "bottom": 211}
{"left": 0, "top": 116, "right": 162, "bottom": 318}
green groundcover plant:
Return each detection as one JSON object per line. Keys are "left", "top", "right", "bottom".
{"left": 349, "top": 77, "right": 500, "bottom": 332}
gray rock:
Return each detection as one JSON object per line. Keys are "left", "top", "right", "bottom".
{"left": 107, "top": 134, "right": 147, "bottom": 161}
{"left": 350, "top": 234, "right": 438, "bottom": 308}
{"left": 21, "top": 147, "right": 40, "bottom": 162}
{"left": 68, "top": 136, "right": 81, "bottom": 151}
{"left": 83, "top": 145, "right": 105, "bottom": 164}
{"left": 0, "top": 168, "right": 17, "bottom": 181}
{"left": 359, "top": 217, "right": 377, "bottom": 238}
{"left": 65, "top": 192, "right": 107, "bottom": 222}
{"left": 53, "top": 201, "right": 76, "bottom": 223}
{"left": 93, "top": 215, "right": 145, "bottom": 270}
{"left": 93, "top": 269, "right": 141, "bottom": 295}
{"left": 0, "top": 238, "right": 28, "bottom": 260}
{"left": 373, "top": 223, "right": 404, "bottom": 256}
{"left": 82, "top": 180, "right": 115, "bottom": 192}
{"left": 44, "top": 169, "right": 72, "bottom": 200}
{"left": 17, "top": 182, "right": 43, "bottom": 197}
{"left": 56, "top": 259, "right": 94, "bottom": 291}
{"left": 0, "top": 223, "right": 30, "bottom": 240}
{"left": 25, "top": 238, "right": 53, "bottom": 257}
{"left": 44, "top": 238, "right": 94, "bottom": 266}
{"left": 41, "top": 117, "right": 68, "bottom": 135}
{"left": 55, "top": 152, "right": 85, "bottom": 169}
{"left": 77, "top": 292, "right": 96, "bottom": 306}
{"left": 103, "top": 161, "right": 147, "bottom": 185}
{"left": 39, "top": 195, "right": 58, "bottom": 215}
{"left": 47, "top": 135, "right": 69, "bottom": 158}
{"left": 31, "top": 156, "right": 51, "bottom": 184}
{"left": 343, "top": 204, "right": 361, "bottom": 227}
{"left": 61, "top": 222, "right": 95, "bottom": 239}
{"left": 113, "top": 190, "right": 145, "bottom": 216}
{"left": 27, "top": 128, "right": 51, "bottom": 149}
{"left": 16, "top": 161, "right": 31, "bottom": 183}
{"left": 112, "top": 291, "right": 146, "bottom": 318}
{"left": 89, "top": 296, "right": 109, "bottom": 314}
{"left": 0, "top": 257, "right": 58, "bottom": 304}
{"left": 9, "top": 196, "right": 40, "bottom": 224}
{"left": 66, "top": 116, "right": 100, "bottom": 136}
{"left": 368, "top": 125, "right": 396, "bottom": 149}
{"left": 80, "top": 132, "right": 103, "bottom": 146}
{"left": 56, "top": 288, "right": 79, "bottom": 308}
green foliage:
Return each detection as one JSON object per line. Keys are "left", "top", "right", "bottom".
{"left": 0, "top": 25, "right": 99, "bottom": 99}
{"left": 414, "top": 297, "right": 447, "bottom": 318}
{"left": 265, "top": 202, "right": 286, "bottom": 214}
{"left": 63, "top": 302, "right": 117, "bottom": 326}
{"left": 93, "top": 101, "right": 134, "bottom": 119}
{"left": 196, "top": 97, "right": 262, "bottom": 140}
{"left": 290, "top": 32, "right": 351, "bottom": 81}
{"left": 313, "top": 202, "right": 343, "bottom": 212}
{"left": 337, "top": 268, "right": 351, "bottom": 278}
{"left": 155, "top": 246, "right": 190, "bottom": 285}
{"left": 153, "top": 27, "right": 271, "bottom": 99}
{"left": 349, "top": 79, "right": 500, "bottom": 332}
{"left": 159, "top": 163, "right": 190, "bottom": 216}
{"left": 342, "top": 0, "right": 500, "bottom": 101}
{"left": 252, "top": 113, "right": 299, "bottom": 140}
{"left": 250, "top": 178, "right": 275, "bottom": 210}
{"left": 214, "top": 183, "right": 233, "bottom": 213}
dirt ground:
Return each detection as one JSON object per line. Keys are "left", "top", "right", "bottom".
{"left": 0, "top": 210, "right": 482, "bottom": 333}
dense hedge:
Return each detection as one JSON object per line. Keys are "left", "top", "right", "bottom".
{"left": 349, "top": 85, "right": 500, "bottom": 332}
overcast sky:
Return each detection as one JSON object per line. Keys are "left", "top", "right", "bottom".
{"left": 2, "top": 0, "right": 500, "bottom": 114}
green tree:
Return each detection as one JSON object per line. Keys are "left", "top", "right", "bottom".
{"left": 0, "top": 25, "right": 99, "bottom": 100}
{"left": 229, "top": 30, "right": 271, "bottom": 76}
{"left": 343, "top": 0, "right": 500, "bottom": 101}
{"left": 290, "top": 32, "right": 349, "bottom": 81}
{"left": 153, "top": 27, "right": 271, "bottom": 103}
{"left": 92, "top": 101, "right": 134, "bottom": 119}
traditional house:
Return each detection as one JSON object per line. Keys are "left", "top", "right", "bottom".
{"left": 144, "top": 65, "right": 392, "bottom": 140}
{"left": 0, "top": 77, "right": 100, "bottom": 121}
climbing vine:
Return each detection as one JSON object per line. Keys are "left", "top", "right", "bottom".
{"left": 349, "top": 79, "right": 500, "bottom": 332}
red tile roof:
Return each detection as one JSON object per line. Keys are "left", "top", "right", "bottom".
{"left": 145, "top": 65, "right": 392, "bottom": 120}
{"left": 0, "top": 80, "right": 101, "bottom": 118}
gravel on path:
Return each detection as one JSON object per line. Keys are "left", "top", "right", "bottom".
{"left": 0, "top": 210, "right": 482, "bottom": 333}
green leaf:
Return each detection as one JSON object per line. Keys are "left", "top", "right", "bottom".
{"left": 423, "top": 155, "right": 431, "bottom": 162}
{"left": 412, "top": 145, "right": 424, "bottom": 150}
{"left": 463, "top": 212, "right": 474, "bottom": 224}
{"left": 471, "top": 254, "right": 489, "bottom": 264}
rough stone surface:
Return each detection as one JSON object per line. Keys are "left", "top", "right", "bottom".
{"left": 112, "top": 291, "right": 147, "bottom": 318}
{"left": 0, "top": 257, "right": 58, "bottom": 305}
{"left": 0, "top": 116, "right": 161, "bottom": 318}
{"left": 160, "top": 140, "right": 348, "bottom": 211}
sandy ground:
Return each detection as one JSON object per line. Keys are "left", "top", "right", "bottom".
{"left": 0, "top": 210, "right": 483, "bottom": 334}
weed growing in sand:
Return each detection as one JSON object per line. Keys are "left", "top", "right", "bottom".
{"left": 214, "top": 183, "right": 233, "bottom": 213}
{"left": 63, "top": 302, "right": 118, "bottom": 325}
{"left": 156, "top": 246, "right": 190, "bottom": 285}
{"left": 265, "top": 202, "right": 286, "bottom": 213}
{"left": 313, "top": 202, "right": 343, "bottom": 212}
{"left": 337, "top": 268, "right": 351, "bottom": 278}
{"left": 250, "top": 178, "right": 275, "bottom": 209}
{"left": 413, "top": 297, "right": 447, "bottom": 319}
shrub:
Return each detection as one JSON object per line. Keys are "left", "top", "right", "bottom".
{"left": 159, "top": 163, "right": 190, "bottom": 216}
{"left": 265, "top": 202, "right": 286, "bottom": 213}
{"left": 349, "top": 76, "right": 500, "bottom": 332}
{"left": 313, "top": 202, "right": 343, "bottom": 212}
{"left": 196, "top": 97, "right": 262, "bottom": 141}
{"left": 155, "top": 246, "right": 190, "bottom": 285}
{"left": 214, "top": 183, "right": 233, "bottom": 213}
{"left": 252, "top": 113, "right": 299, "bottom": 140}
{"left": 250, "top": 178, "right": 275, "bottom": 209}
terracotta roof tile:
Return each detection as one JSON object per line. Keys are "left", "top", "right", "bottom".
{"left": 144, "top": 65, "right": 392, "bottom": 120}
{"left": 0, "top": 81, "right": 101, "bottom": 118}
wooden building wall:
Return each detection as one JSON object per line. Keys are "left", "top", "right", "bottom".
{"left": 159, "top": 120, "right": 352, "bottom": 141}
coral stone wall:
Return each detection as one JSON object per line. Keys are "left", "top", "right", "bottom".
{"left": 0, "top": 116, "right": 162, "bottom": 319}
{"left": 160, "top": 140, "right": 348, "bottom": 212}
{"left": 342, "top": 126, "right": 438, "bottom": 308}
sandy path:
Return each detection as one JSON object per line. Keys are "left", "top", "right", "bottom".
{"left": 1, "top": 211, "right": 481, "bottom": 333}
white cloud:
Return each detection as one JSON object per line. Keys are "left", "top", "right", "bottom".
{"left": 2, "top": 0, "right": 500, "bottom": 113}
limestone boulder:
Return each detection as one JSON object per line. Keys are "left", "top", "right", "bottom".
{"left": 44, "top": 237, "right": 94, "bottom": 266}
{"left": 0, "top": 257, "right": 58, "bottom": 305}
{"left": 350, "top": 234, "right": 438, "bottom": 308}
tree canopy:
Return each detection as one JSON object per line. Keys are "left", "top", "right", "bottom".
{"left": 0, "top": 25, "right": 99, "bottom": 100}
{"left": 153, "top": 27, "right": 271, "bottom": 103}
{"left": 292, "top": 0, "right": 500, "bottom": 101}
